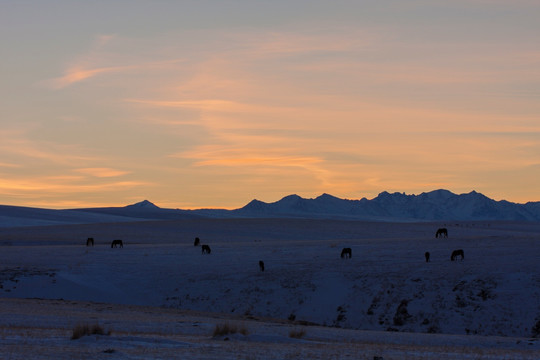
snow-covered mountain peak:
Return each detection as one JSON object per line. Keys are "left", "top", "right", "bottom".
{"left": 126, "top": 200, "right": 159, "bottom": 209}
{"left": 242, "top": 199, "right": 267, "bottom": 210}
{"left": 315, "top": 193, "right": 341, "bottom": 201}
{"left": 277, "top": 194, "right": 302, "bottom": 202}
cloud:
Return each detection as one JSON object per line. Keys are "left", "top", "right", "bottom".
{"left": 174, "top": 143, "right": 337, "bottom": 190}
{"left": 126, "top": 99, "right": 244, "bottom": 111}
{"left": 125, "top": 97, "right": 306, "bottom": 135}
{"left": 230, "top": 29, "right": 374, "bottom": 58}
{"left": 0, "top": 178, "right": 147, "bottom": 194}
{"left": 75, "top": 168, "right": 130, "bottom": 178}
{"left": 0, "top": 138, "right": 99, "bottom": 165}
{"left": 125, "top": 98, "right": 300, "bottom": 115}
{"left": 176, "top": 143, "right": 316, "bottom": 165}
{"left": 0, "top": 162, "right": 20, "bottom": 168}
{"left": 187, "top": 153, "right": 323, "bottom": 169}
{"left": 45, "top": 65, "right": 133, "bottom": 89}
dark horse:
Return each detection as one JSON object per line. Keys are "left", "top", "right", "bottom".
{"left": 111, "top": 239, "right": 123, "bottom": 248}
{"left": 86, "top": 237, "right": 94, "bottom": 247}
{"left": 425, "top": 251, "right": 430, "bottom": 262}
{"left": 341, "top": 247, "right": 352, "bottom": 259}
{"left": 194, "top": 237, "right": 200, "bottom": 246}
{"left": 201, "top": 244, "right": 211, "bottom": 254}
{"left": 435, "top": 228, "right": 448, "bottom": 238}
{"left": 259, "top": 260, "right": 265, "bottom": 272}
{"left": 451, "top": 249, "right": 464, "bottom": 261}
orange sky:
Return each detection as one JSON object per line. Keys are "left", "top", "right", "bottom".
{"left": 1, "top": 1, "right": 540, "bottom": 209}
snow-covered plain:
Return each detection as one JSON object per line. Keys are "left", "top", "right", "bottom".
{"left": 1, "top": 218, "right": 540, "bottom": 359}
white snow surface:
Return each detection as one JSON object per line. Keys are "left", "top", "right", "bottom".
{"left": 1, "top": 218, "right": 540, "bottom": 359}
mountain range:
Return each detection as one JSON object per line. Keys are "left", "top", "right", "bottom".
{"left": 1, "top": 189, "right": 540, "bottom": 227}
{"left": 233, "top": 189, "right": 540, "bottom": 221}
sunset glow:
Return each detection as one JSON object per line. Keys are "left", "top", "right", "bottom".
{"left": 1, "top": 1, "right": 539, "bottom": 209}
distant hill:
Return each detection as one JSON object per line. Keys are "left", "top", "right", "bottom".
{"left": 0, "top": 204, "right": 142, "bottom": 227}
{"left": 0, "top": 200, "right": 202, "bottom": 228}
{"left": 72, "top": 200, "right": 202, "bottom": 220}
{"left": 1, "top": 190, "right": 539, "bottom": 227}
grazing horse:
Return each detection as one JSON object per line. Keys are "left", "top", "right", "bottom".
{"left": 111, "top": 239, "right": 123, "bottom": 248}
{"left": 341, "top": 247, "right": 352, "bottom": 259}
{"left": 86, "top": 237, "right": 94, "bottom": 247}
{"left": 201, "top": 244, "right": 211, "bottom": 254}
{"left": 425, "top": 251, "right": 430, "bottom": 262}
{"left": 435, "top": 228, "right": 448, "bottom": 238}
{"left": 259, "top": 260, "right": 265, "bottom": 272}
{"left": 194, "top": 237, "right": 200, "bottom": 246}
{"left": 450, "top": 249, "right": 464, "bottom": 261}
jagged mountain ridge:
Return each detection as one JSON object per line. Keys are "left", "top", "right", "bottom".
{"left": 1, "top": 190, "right": 540, "bottom": 227}
{"left": 73, "top": 191, "right": 540, "bottom": 221}
{"left": 231, "top": 189, "right": 540, "bottom": 221}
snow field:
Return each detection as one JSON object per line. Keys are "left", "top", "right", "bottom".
{"left": 1, "top": 219, "right": 540, "bottom": 358}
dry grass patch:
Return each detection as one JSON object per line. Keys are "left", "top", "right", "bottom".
{"left": 212, "top": 322, "right": 249, "bottom": 337}
{"left": 71, "top": 323, "right": 110, "bottom": 340}
{"left": 289, "top": 327, "right": 306, "bottom": 339}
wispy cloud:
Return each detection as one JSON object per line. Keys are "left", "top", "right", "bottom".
{"left": 75, "top": 167, "right": 130, "bottom": 178}
{"left": 0, "top": 177, "right": 147, "bottom": 194}
{"left": 41, "top": 33, "right": 189, "bottom": 90}
{"left": 181, "top": 148, "right": 323, "bottom": 168}
{"left": 0, "top": 162, "right": 20, "bottom": 168}
{"left": 0, "top": 138, "right": 99, "bottom": 165}
{"left": 45, "top": 65, "right": 134, "bottom": 89}
{"left": 174, "top": 143, "right": 336, "bottom": 190}
{"left": 126, "top": 99, "right": 246, "bottom": 111}
{"left": 229, "top": 29, "right": 374, "bottom": 58}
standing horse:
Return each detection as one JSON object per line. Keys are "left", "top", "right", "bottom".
{"left": 194, "top": 237, "right": 200, "bottom": 246}
{"left": 425, "top": 251, "right": 430, "bottom": 262}
{"left": 450, "top": 249, "right": 464, "bottom": 261}
{"left": 341, "top": 247, "right": 352, "bottom": 259}
{"left": 111, "top": 239, "right": 123, "bottom": 248}
{"left": 435, "top": 228, "right": 448, "bottom": 238}
{"left": 86, "top": 237, "right": 94, "bottom": 247}
{"left": 201, "top": 244, "right": 211, "bottom": 254}
{"left": 259, "top": 260, "right": 265, "bottom": 272}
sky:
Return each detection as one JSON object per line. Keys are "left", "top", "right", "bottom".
{"left": 1, "top": 1, "right": 540, "bottom": 209}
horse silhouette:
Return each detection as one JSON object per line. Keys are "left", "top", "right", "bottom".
{"left": 259, "top": 260, "right": 265, "bottom": 272}
{"left": 341, "top": 247, "right": 352, "bottom": 259}
{"left": 86, "top": 237, "right": 94, "bottom": 247}
{"left": 435, "top": 228, "right": 448, "bottom": 238}
{"left": 194, "top": 237, "right": 200, "bottom": 246}
{"left": 111, "top": 239, "right": 123, "bottom": 248}
{"left": 201, "top": 244, "right": 211, "bottom": 254}
{"left": 451, "top": 249, "right": 464, "bottom": 261}
{"left": 425, "top": 251, "right": 430, "bottom": 262}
